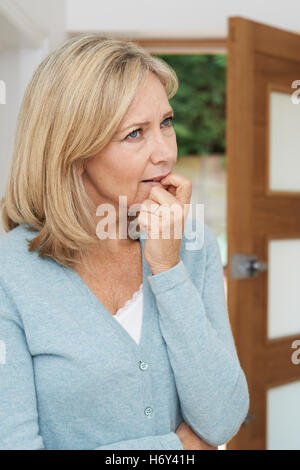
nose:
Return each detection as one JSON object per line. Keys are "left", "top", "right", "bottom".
{"left": 148, "top": 128, "right": 176, "bottom": 165}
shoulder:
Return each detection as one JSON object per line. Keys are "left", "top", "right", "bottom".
{"left": 0, "top": 224, "right": 40, "bottom": 267}
{"left": 0, "top": 223, "right": 37, "bottom": 246}
{"left": 0, "top": 224, "right": 36, "bottom": 264}
{"left": 0, "top": 224, "right": 61, "bottom": 294}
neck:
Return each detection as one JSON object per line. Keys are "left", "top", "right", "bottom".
{"left": 89, "top": 214, "right": 140, "bottom": 259}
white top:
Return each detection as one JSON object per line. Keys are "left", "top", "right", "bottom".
{"left": 113, "top": 283, "right": 143, "bottom": 344}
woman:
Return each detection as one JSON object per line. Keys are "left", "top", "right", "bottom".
{"left": 0, "top": 34, "right": 249, "bottom": 450}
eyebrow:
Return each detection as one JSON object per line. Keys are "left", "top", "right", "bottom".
{"left": 120, "top": 108, "right": 174, "bottom": 133}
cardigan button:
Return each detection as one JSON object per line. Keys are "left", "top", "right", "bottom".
{"left": 144, "top": 407, "right": 153, "bottom": 417}
{"left": 139, "top": 361, "right": 148, "bottom": 371}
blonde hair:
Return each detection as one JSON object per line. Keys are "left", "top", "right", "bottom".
{"left": 0, "top": 34, "right": 178, "bottom": 271}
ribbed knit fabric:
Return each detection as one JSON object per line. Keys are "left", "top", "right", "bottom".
{"left": 0, "top": 220, "right": 249, "bottom": 450}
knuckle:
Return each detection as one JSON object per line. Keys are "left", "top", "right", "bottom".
{"left": 140, "top": 200, "right": 151, "bottom": 210}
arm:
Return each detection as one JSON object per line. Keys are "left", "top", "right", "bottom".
{"left": 0, "top": 282, "right": 45, "bottom": 450}
{"left": 147, "top": 226, "right": 250, "bottom": 447}
{"left": 0, "top": 281, "right": 183, "bottom": 451}
{"left": 94, "top": 433, "right": 183, "bottom": 450}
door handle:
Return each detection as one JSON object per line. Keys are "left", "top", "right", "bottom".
{"left": 230, "top": 254, "right": 268, "bottom": 279}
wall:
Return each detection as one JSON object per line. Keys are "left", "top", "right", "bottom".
{"left": 0, "top": 0, "right": 66, "bottom": 236}
{"left": 66, "top": 0, "right": 300, "bottom": 36}
{"left": 13, "top": 0, "right": 66, "bottom": 50}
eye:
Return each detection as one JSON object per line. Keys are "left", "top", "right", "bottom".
{"left": 126, "top": 128, "right": 141, "bottom": 140}
{"left": 124, "top": 115, "right": 174, "bottom": 141}
{"left": 162, "top": 116, "right": 174, "bottom": 127}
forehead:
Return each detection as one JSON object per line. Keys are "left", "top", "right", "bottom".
{"left": 121, "top": 74, "right": 169, "bottom": 122}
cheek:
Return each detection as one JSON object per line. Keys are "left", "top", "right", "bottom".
{"left": 171, "top": 137, "right": 178, "bottom": 156}
{"left": 85, "top": 156, "right": 115, "bottom": 183}
{"left": 86, "top": 146, "right": 146, "bottom": 187}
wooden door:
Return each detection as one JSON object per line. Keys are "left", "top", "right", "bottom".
{"left": 226, "top": 17, "right": 300, "bottom": 450}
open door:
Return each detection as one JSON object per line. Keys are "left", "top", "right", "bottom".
{"left": 226, "top": 17, "right": 300, "bottom": 450}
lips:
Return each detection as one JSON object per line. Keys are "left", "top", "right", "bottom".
{"left": 141, "top": 181, "right": 164, "bottom": 186}
{"left": 142, "top": 178, "right": 163, "bottom": 182}
{"left": 141, "top": 172, "right": 170, "bottom": 182}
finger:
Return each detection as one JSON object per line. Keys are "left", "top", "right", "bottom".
{"left": 138, "top": 207, "right": 160, "bottom": 229}
{"left": 146, "top": 201, "right": 160, "bottom": 214}
{"left": 146, "top": 188, "right": 185, "bottom": 227}
{"left": 160, "top": 172, "right": 192, "bottom": 205}
{"left": 137, "top": 211, "right": 149, "bottom": 231}
{"left": 147, "top": 184, "right": 178, "bottom": 207}
{"left": 139, "top": 199, "right": 161, "bottom": 215}
{"left": 148, "top": 187, "right": 184, "bottom": 223}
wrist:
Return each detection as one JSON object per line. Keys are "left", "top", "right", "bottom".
{"left": 150, "top": 259, "right": 180, "bottom": 275}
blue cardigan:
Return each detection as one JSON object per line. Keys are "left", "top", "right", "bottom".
{"left": 0, "top": 221, "right": 249, "bottom": 450}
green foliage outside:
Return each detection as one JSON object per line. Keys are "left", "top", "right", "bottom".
{"left": 154, "top": 54, "right": 227, "bottom": 160}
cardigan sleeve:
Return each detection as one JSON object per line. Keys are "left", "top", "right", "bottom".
{"left": 0, "top": 282, "right": 183, "bottom": 451}
{"left": 93, "top": 432, "right": 183, "bottom": 450}
{"left": 147, "top": 226, "right": 250, "bottom": 447}
{"left": 0, "top": 282, "right": 45, "bottom": 450}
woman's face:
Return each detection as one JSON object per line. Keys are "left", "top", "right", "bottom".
{"left": 82, "top": 71, "right": 177, "bottom": 221}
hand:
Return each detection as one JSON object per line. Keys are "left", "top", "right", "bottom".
{"left": 137, "top": 172, "right": 192, "bottom": 275}
{"left": 175, "top": 422, "right": 219, "bottom": 450}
